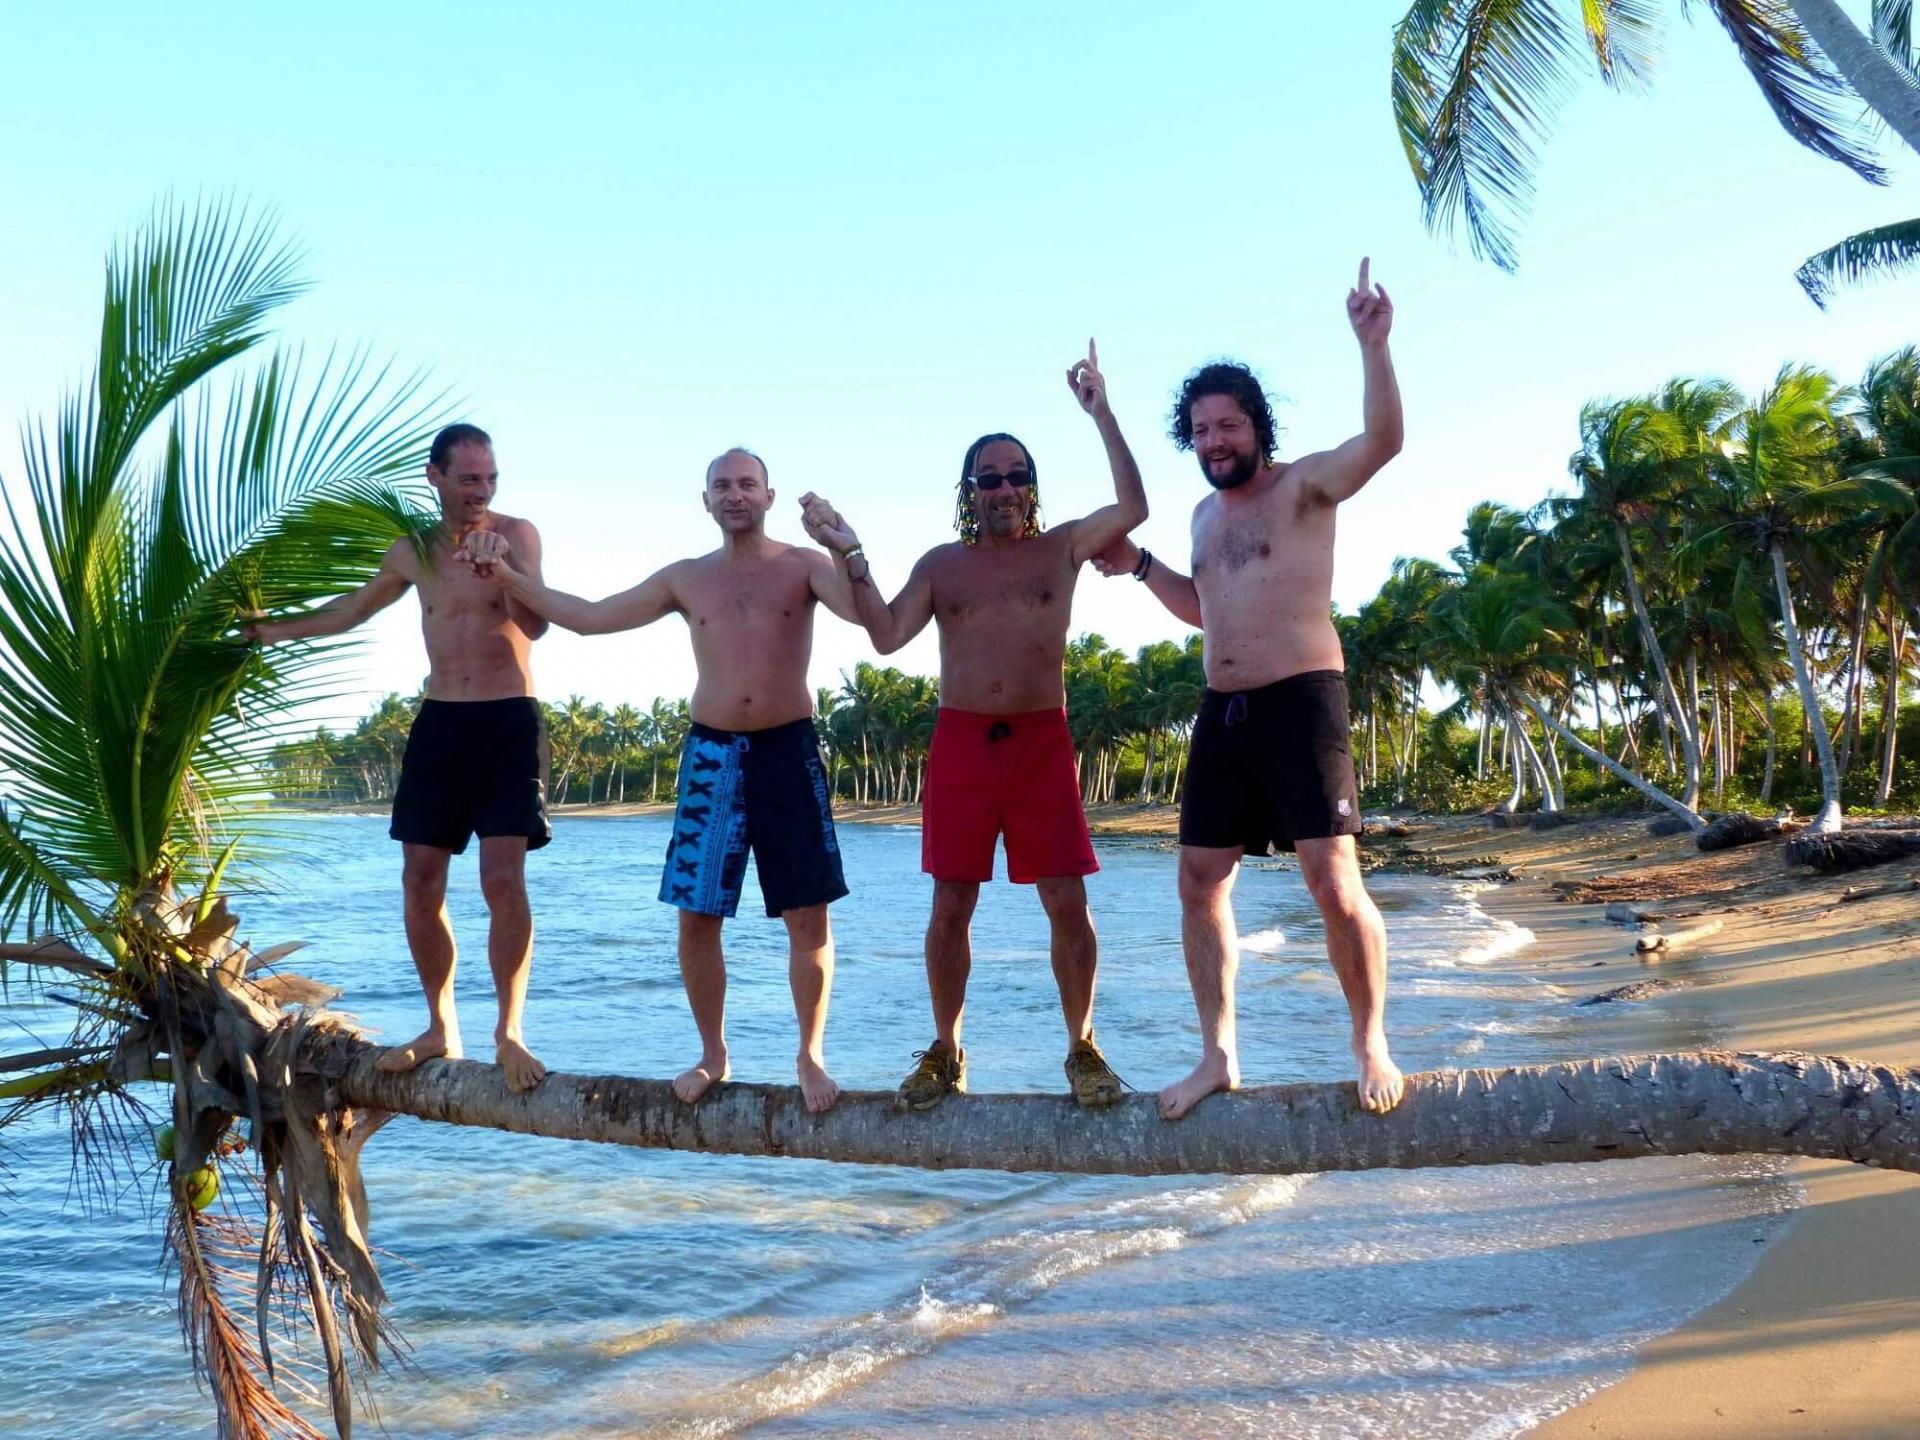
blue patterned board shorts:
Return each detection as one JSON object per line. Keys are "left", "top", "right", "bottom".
{"left": 660, "top": 717, "right": 849, "bottom": 918}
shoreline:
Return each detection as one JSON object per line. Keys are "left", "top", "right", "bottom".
{"left": 277, "top": 797, "right": 1919, "bottom": 1432}
{"left": 1410, "top": 816, "right": 1920, "bottom": 1438}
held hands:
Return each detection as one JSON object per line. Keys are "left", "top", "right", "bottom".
{"left": 798, "top": 492, "right": 861, "bottom": 555}
{"left": 454, "top": 528, "right": 520, "bottom": 581}
{"left": 1347, "top": 257, "right": 1392, "bottom": 349}
{"left": 1067, "top": 338, "right": 1109, "bottom": 419}
{"left": 1090, "top": 536, "right": 1141, "bottom": 579}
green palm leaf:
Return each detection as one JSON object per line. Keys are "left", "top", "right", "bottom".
{"left": 1395, "top": 1, "right": 1884, "bottom": 272}
{"left": 0, "top": 202, "right": 446, "bottom": 953}
{"left": 1795, "top": 216, "right": 1920, "bottom": 307}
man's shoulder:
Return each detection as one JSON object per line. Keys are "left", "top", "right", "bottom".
{"left": 491, "top": 512, "right": 540, "bottom": 540}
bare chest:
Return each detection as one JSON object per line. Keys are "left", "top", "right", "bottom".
{"left": 932, "top": 549, "right": 1074, "bottom": 626}
{"left": 417, "top": 563, "right": 512, "bottom": 626}
{"left": 680, "top": 564, "right": 813, "bottom": 636}
{"left": 1192, "top": 494, "right": 1329, "bottom": 590}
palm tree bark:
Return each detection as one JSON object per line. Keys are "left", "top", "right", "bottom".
{"left": 321, "top": 1037, "right": 1920, "bottom": 1178}
{"left": 1518, "top": 694, "right": 1704, "bottom": 830}
{"left": 1788, "top": 0, "right": 1920, "bottom": 156}
{"left": 1772, "top": 542, "right": 1845, "bottom": 831}
{"left": 1878, "top": 616, "right": 1906, "bottom": 805}
{"left": 1615, "top": 518, "right": 1703, "bottom": 806}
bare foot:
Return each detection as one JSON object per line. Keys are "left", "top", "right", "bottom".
{"left": 1354, "top": 1035, "right": 1405, "bottom": 1114}
{"left": 797, "top": 1054, "right": 840, "bottom": 1114}
{"left": 673, "top": 1051, "right": 730, "bottom": 1104}
{"left": 1158, "top": 1050, "right": 1239, "bottom": 1121}
{"left": 496, "top": 1035, "right": 548, "bottom": 1093}
{"left": 376, "top": 1027, "right": 460, "bottom": 1074}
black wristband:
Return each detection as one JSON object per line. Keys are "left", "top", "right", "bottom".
{"left": 1131, "top": 548, "right": 1153, "bottom": 581}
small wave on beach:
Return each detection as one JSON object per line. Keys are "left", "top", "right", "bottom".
{"left": 1239, "top": 926, "right": 1286, "bottom": 954}
{"left": 620, "top": 1178, "right": 1311, "bottom": 1439}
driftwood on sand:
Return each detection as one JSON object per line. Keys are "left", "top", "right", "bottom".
{"left": 1636, "top": 919, "right": 1725, "bottom": 956}
{"left": 1785, "top": 830, "right": 1920, "bottom": 873}
{"left": 1696, "top": 812, "right": 1789, "bottom": 851}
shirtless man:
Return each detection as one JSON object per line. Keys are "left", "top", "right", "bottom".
{"left": 1095, "top": 260, "right": 1407, "bottom": 1120}
{"left": 245, "top": 422, "right": 552, "bottom": 1093}
{"left": 799, "top": 341, "right": 1146, "bottom": 1111}
{"left": 462, "top": 448, "right": 858, "bottom": 1113}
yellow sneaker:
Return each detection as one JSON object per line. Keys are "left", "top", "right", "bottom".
{"left": 1064, "top": 1034, "right": 1123, "bottom": 1108}
{"left": 896, "top": 1042, "right": 967, "bottom": 1111}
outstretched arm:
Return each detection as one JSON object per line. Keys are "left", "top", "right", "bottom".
{"left": 1090, "top": 536, "right": 1202, "bottom": 629}
{"left": 798, "top": 493, "right": 935, "bottom": 655}
{"left": 463, "top": 531, "right": 679, "bottom": 635}
{"left": 244, "top": 540, "right": 413, "bottom": 642}
{"left": 1291, "top": 257, "right": 1403, "bottom": 506}
{"left": 1060, "top": 339, "right": 1149, "bottom": 564}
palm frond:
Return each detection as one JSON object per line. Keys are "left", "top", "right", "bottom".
{"left": 1690, "top": 0, "right": 1887, "bottom": 184}
{"left": 1795, "top": 215, "right": 1920, "bottom": 306}
{"left": 1393, "top": 0, "right": 1588, "bottom": 271}
{"left": 1583, "top": 0, "right": 1662, "bottom": 88}
{"left": 1874, "top": 0, "right": 1915, "bottom": 79}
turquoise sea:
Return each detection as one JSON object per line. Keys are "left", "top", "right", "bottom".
{"left": 1, "top": 817, "right": 1795, "bottom": 1438}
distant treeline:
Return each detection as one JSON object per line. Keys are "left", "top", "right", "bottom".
{"left": 272, "top": 348, "right": 1920, "bottom": 819}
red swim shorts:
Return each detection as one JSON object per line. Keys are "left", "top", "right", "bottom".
{"left": 922, "top": 707, "right": 1098, "bottom": 884}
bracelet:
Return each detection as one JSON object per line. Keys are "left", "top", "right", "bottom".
{"left": 1131, "top": 548, "right": 1153, "bottom": 581}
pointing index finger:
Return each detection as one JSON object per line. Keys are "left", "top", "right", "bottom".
{"left": 1089, "top": 337, "right": 1098, "bottom": 369}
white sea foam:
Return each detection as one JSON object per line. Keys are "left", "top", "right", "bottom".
{"left": 1240, "top": 927, "right": 1286, "bottom": 954}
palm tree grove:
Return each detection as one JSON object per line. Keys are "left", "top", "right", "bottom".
{"left": 277, "top": 356, "right": 1919, "bottom": 831}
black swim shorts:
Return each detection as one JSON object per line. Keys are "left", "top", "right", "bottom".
{"left": 389, "top": 697, "right": 552, "bottom": 853}
{"left": 660, "top": 716, "right": 848, "bottom": 918}
{"left": 1179, "top": 670, "right": 1362, "bottom": 854}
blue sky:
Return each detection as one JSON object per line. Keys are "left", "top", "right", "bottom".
{"left": 3, "top": 3, "right": 1916, "bottom": 724}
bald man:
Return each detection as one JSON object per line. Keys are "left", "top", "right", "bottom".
{"left": 464, "top": 447, "right": 863, "bottom": 1113}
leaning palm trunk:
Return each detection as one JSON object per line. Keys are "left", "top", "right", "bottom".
{"left": 1877, "top": 616, "right": 1907, "bottom": 806}
{"left": 326, "top": 1043, "right": 1920, "bottom": 1179}
{"left": 1518, "top": 694, "right": 1705, "bottom": 831}
{"left": 1772, "top": 543, "right": 1844, "bottom": 832}
{"left": 1787, "top": 0, "right": 1920, "bottom": 156}
{"left": 1615, "top": 520, "right": 1703, "bottom": 806}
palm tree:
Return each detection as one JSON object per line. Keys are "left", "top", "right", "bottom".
{"left": 1391, "top": 0, "right": 1920, "bottom": 302}
{"left": 1721, "top": 365, "right": 1913, "bottom": 831}
{"left": 1569, "top": 398, "right": 1705, "bottom": 806}
{"left": 0, "top": 202, "right": 446, "bottom": 1437}
{"left": 1857, "top": 351, "right": 1920, "bottom": 799}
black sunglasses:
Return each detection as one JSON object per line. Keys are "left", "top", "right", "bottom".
{"left": 970, "top": 471, "right": 1034, "bottom": 491}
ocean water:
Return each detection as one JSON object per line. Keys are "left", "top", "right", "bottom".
{"left": 0, "top": 817, "right": 1795, "bottom": 1438}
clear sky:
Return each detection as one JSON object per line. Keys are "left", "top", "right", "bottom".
{"left": 3, "top": 3, "right": 1915, "bottom": 727}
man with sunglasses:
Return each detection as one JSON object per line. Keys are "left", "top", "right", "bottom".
{"left": 799, "top": 341, "right": 1147, "bottom": 1111}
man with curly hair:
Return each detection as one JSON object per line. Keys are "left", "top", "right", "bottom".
{"left": 1096, "top": 260, "right": 1407, "bottom": 1120}
{"left": 798, "top": 341, "right": 1147, "bottom": 1111}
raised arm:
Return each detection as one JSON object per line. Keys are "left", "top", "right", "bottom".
{"left": 805, "top": 548, "right": 864, "bottom": 625}
{"left": 1291, "top": 257, "right": 1404, "bottom": 507}
{"left": 1090, "top": 535, "right": 1202, "bottom": 629}
{"left": 464, "top": 531, "right": 679, "bottom": 635}
{"left": 798, "top": 492, "right": 935, "bottom": 655}
{"left": 244, "top": 540, "right": 413, "bottom": 643}
{"left": 1060, "top": 339, "right": 1149, "bottom": 565}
